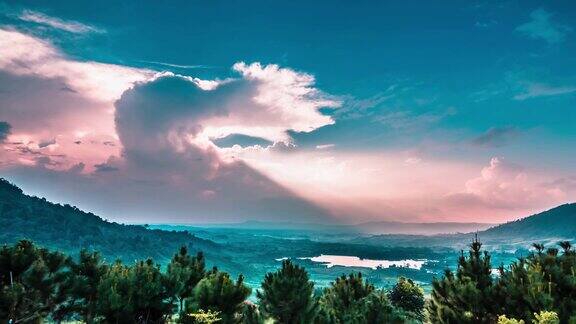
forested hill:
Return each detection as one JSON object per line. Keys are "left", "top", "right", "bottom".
{"left": 355, "top": 203, "right": 576, "bottom": 250}
{"left": 0, "top": 178, "right": 221, "bottom": 264}
{"left": 479, "top": 203, "right": 576, "bottom": 243}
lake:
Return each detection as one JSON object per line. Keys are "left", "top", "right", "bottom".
{"left": 299, "top": 254, "right": 427, "bottom": 270}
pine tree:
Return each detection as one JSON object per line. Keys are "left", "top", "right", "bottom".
{"left": 257, "top": 259, "right": 317, "bottom": 323}
{"left": 493, "top": 258, "right": 553, "bottom": 321}
{"left": 96, "top": 259, "right": 174, "bottom": 323}
{"left": 388, "top": 276, "right": 425, "bottom": 319}
{"left": 182, "top": 270, "right": 251, "bottom": 324}
{"left": 240, "top": 302, "right": 263, "bottom": 324}
{"left": 318, "top": 272, "right": 374, "bottom": 323}
{"left": 427, "top": 238, "right": 497, "bottom": 323}
{"left": 66, "top": 249, "right": 109, "bottom": 322}
{"left": 524, "top": 242, "right": 576, "bottom": 323}
{"left": 167, "top": 246, "right": 206, "bottom": 311}
{"left": 0, "top": 240, "right": 70, "bottom": 323}
{"left": 362, "top": 290, "right": 411, "bottom": 324}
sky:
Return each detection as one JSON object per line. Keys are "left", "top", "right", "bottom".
{"left": 0, "top": 0, "right": 575, "bottom": 224}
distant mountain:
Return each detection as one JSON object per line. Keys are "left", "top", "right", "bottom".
{"left": 0, "top": 178, "right": 224, "bottom": 265}
{"left": 355, "top": 204, "right": 576, "bottom": 250}
{"left": 181, "top": 219, "right": 495, "bottom": 235}
{"left": 353, "top": 221, "right": 495, "bottom": 235}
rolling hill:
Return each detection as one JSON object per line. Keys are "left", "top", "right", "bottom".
{"left": 354, "top": 203, "right": 576, "bottom": 250}
{"left": 0, "top": 178, "right": 229, "bottom": 266}
{"left": 477, "top": 203, "right": 576, "bottom": 245}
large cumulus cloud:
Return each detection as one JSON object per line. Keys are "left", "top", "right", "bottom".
{"left": 0, "top": 27, "right": 337, "bottom": 222}
{"left": 94, "top": 63, "right": 338, "bottom": 222}
{"left": 442, "top": 157, "right": 573, "bottom": 219}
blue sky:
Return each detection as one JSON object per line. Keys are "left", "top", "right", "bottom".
{"left": 0, "top": 0, "right": 575, "bottom": 223}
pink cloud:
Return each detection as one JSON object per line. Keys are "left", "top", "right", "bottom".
{"left": 0, "top": 29, "right": 153, "bottom": 102}
{"left": 1, "top": 29, "right": 573, "bottom": 224}
{"left": 461, "top": 157, "right": 563, "bottom": 209}
{"left": 0, "top": 29, "right": 340, "bottom": 223}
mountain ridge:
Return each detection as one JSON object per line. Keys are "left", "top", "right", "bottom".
{"left": 355, "top": 203, "right": 576, "bottom": 249}
{"left": 0, "top": 178, "right": 229, "bottom": 267}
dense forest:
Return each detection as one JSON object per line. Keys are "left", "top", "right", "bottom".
{"left": 1, "top": 239, "right": 421, "bottom": 323}
{"left": 0, "top": 178, "right": 226, "bottom": 265}
{"left": 1, "top": 238, "right": 575, "bottom": 323}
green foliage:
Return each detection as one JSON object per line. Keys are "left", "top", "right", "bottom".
{"left": 316, "top": 272, "right": 409, "bottom": 323}
{"left": 427, "top": 238, "right": 497, "bottom": 323}
{"left": 497, "top": 315, "right": 525, "bottom": 324}
{"left": 95, "top": 259, "right": 174, "bottom": 323}
{"left": 167, "top": 246, "right": 206, "bottom": 311}
{"left": 67, "top": 249, "right": 109, "bottom": 322}
{"left": 388, "top": 276, "right": 424, "bottom": 318}
{"left": 182, "top": 270, "right": 251, "bottom": 324}
{"left": 0, "top": 240, "right": 71, "bottom": 323}
{"left": 257, "top": 259, "right": 317, "bottom": 323}
{"left": 429, "top": 240, "right": 576, "bottom": 324}
{"left": 533, "top": 311, "right": 560, "bottom": 324}
{"left": 2, "top": 235, "right": 576, "bottom": 324}
{"left": 362, "top": 290, "right": 413, "bottom": 324}
{"left": 240, "top": 302, "right": 264, "bottom": 324}
{"left": 0, "top": 240, "right": 413, "bottom": 324}
{"left": 319, "top": 272, "right": 374, "bottom": 323}
{"left": 493, "top": 257, "right": 554, "bottom": 321}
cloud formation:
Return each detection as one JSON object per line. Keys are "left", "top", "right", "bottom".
{"left": 199, "top": 62, "right": 339, "bottom": 143}
{"left": 0, "top": 29, "right": 153, "bottom": 102}
{"left": 18, "top": 9, "right": 103, "bottom": 34}
{"left": 514, "top": 82, "right": 576, "bottom": 100}
{"left": 102, "top": 65, "right": 338, "bottom": 221}
{"left": 0, "top": 28, "right": 336, "bottom": 222}
{"left": 515, "top": 8, "right": 571, "bottom": 44}
{"left": 445, "top": 157, "right": 568, "bottom": 213}
{"left": 0, "top": 21, "right": 573, "bottom": 225}
{"left": 0, "top": 28, "right": 154, "bottom": 170}
{"left": 471, "top": 126, "right": 519, "bottom": 147}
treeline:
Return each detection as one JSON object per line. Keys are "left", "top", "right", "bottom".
{"left": 1, "top": 239, "right": 575, "bottom": 323}
{"left": 0, "top": 240, "right": 422, "bottom": 323}
{"left": 428, "top": 239, "right": 576, "bottom": 324}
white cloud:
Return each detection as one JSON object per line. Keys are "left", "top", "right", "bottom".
{"left": 188, "top": 62, "right": 340, "bottom": 145}
{"left": 140, "top": 60, "right": 211, "bottom": 70}
{"left": 405, "top": 157, "right": 421, "bottom": 165}
{"left": 515, "top": 8, "right": 571, "bottom": 44}
{"left": 316, "top": 144, "right": 335, "bottom": 150}
{"left": 514, "top": 82, "right": 576, "bottom": 100}
{"left": 18, "top": 9, "right": 103, "bottom": 34}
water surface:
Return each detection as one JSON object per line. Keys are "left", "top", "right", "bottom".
{"left": 301, "top": 254, "right": 427, "bottom": 270}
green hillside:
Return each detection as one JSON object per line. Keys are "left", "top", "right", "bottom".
{"left": 355, "top": 203, "right": 576, "bottom": 250}
{"left": 468, "top": 203, "right": 576, "bottom": 249}
{"left": 0, "top": 178, "right": 223, "bottom": 265}
{"left": 481, "top": 203, "right": 576, "bottom": 241}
